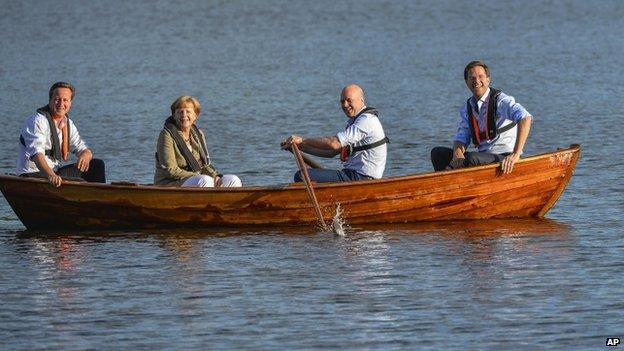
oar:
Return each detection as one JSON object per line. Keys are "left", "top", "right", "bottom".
{"left": 284, "top": 148, "right": 324, "bottom": 169}
{"left": 298, "top": 152, "right": 324, "bottom": 169}
{"left": 292, "top": 144, "right": 329, "bottom": 231}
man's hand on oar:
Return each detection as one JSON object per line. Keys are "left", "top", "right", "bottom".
{"left": 281, "top": 135, "right": 324, "bottom": 169}
{"left": 280, "top": 135, "right": 302, "bottom": 149}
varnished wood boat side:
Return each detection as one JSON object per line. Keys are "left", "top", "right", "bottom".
{"left": 537, "top": 144, "right": 580, "bottom": 217}
{"left": 0, "top": 145, "right": 580, "bottom": 230}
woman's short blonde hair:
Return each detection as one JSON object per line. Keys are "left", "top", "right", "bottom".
{"left": 170, "top": 95, "right": 201, "bottom": 115}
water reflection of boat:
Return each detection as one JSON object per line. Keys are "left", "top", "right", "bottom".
{"left": 0, "top": 145, "right": 579, "bottom": 231}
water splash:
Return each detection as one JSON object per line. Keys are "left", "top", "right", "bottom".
{"left": 331, "top": 203, "right": 346, "bottom": 237}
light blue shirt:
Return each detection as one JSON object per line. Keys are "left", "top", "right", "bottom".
{"left": 454, "top": 88, "right": 531, "bottom": 154}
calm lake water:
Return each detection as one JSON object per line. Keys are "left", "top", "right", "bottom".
{"left": 1, "top": 0, "right": 622, "bottom": 349}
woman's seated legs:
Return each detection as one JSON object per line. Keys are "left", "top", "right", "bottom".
{"left": 182, "top": 175, "right": 214, "bottom": 187}
{"left": 181, "top": 174, "right": 242, "bottom": 188}
{"left": 220, "top": 174, "right": 242, "bottom": 187}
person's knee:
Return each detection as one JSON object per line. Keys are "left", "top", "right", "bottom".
{"left": 430, "top": 146, "right": 445, "bottom": 159}
{"left": 294, "top": 171, "right": 302, "bottom": 182}
{"left": 220, "top": 174, "right": 242, "bottom": 187}
{"left": 90, "top": 158, "right": 105, "bottom": 169}
{"left": 464, "top": 153, "right": 480, "bottom": 166}
{"left": 182, "top": 175, "right": 214, "bottom": 187}
{"left": 197, "top": 175, "right": 215, "bottom": 187}
{"left": 431, "top": 146, "right": 451, "bottom": 171}
{"left": 85, "top": 158, "right": 106, "bottom": 183}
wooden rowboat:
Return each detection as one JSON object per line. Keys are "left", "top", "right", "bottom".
{"left": 0, "top": 144, "right": 580, "bottom": 230}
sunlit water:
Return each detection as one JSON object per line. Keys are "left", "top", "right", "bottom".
{"left": 1, "top": 0, "right": 622, "bottom": 349}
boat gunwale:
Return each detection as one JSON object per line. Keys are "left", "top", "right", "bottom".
{"left": 0, "top": 144, "right": 580, "bottom": 193}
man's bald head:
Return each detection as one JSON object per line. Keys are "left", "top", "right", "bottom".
{"left": 340, "top": 84, "right": 366, "bottom": 118}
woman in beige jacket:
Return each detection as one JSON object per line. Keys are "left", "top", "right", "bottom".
{"left": 154, "top": 95, "right": 241, "bottom": 187}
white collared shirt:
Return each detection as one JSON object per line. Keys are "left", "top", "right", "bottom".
{"left": 336, "top": 106, "right": 387, "bottom": 179}
{"left": 476, "top": 88, "right": 489, "bottom": 111}
{"left": 16, "top": 112, "right": 89, "bottom": 174}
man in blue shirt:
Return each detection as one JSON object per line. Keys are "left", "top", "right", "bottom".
{"left": 431, "top": 61, "right": 533, "bottom": 174}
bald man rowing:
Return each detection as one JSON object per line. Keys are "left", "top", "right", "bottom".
{"left": 281, "top": 84, "right": 388, "bottom": 183}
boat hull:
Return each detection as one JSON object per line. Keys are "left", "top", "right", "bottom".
{"left": 0, "top": 145, "right": 580, "bottom": 230}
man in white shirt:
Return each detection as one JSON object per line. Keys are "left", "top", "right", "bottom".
{"left": 281, "top": 84, "right": 388, "bottom": 182}
{"left": 431, "top": 61, "right": 533, "bottom": 174}
{"left": 17, "top": 81, "right": 105, "bottom": 187}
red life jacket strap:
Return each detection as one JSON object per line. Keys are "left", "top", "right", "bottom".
{"left": 340, "top": 146, "right": 349, "bottom": 162}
